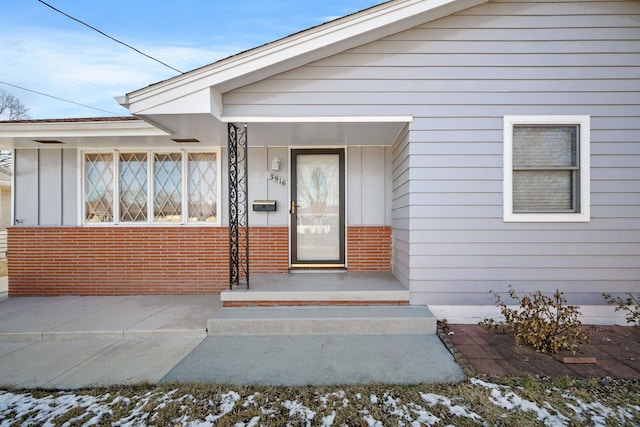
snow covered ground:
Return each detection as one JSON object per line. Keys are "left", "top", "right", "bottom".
{"left": 0, "top": 378, "right": 638, "bottom": 426}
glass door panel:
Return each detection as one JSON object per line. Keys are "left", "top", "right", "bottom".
{"left": 291, "top": 149, "right": 344, "bottom": 266}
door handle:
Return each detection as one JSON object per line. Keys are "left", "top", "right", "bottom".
{"left": 290, "top": 201, "right": 296, "bottom": 215}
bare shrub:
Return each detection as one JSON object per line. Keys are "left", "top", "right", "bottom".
{"left": 480, "top": 285, "right": 591, "bottom": 355}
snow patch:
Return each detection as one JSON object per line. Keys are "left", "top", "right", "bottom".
{"left": 282, "top": 400, "right": 316, "bottom": 425}
{"left": 420, "top": 392, "right": 484, "bottom": 423}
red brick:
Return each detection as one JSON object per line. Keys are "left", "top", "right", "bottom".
{"left": 9, "top": 225, "right": 393, "bottom": 296}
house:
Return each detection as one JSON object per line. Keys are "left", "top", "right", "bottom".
{"left": 0, "top": 0, "right": 638, "bottom": 322}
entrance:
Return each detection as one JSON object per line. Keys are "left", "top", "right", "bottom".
{"left": 290, "top": 149, "right": 345, "bottom": 268}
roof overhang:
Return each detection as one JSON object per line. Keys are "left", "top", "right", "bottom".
{"left": 0, "top": 116, "right": 411, "bottom": 148}
{"left": 0, "top": 117, "right": 179, "bottom": 149}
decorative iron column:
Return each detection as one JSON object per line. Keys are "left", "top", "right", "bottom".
{"left": 228, "top": 123, "right": 249, "bottom": 289}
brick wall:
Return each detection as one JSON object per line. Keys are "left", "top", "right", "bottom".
{"left": 7, "top": 226, "right": 288, "bottom": 296}
{"left": 346, "top": 226, "right": 392, "bottom": 272}
{"left": 249, "top": 226, "right": 289, "bottom": 272}
{"left": 7, "top": 225, "right": 390, "bottom": 296}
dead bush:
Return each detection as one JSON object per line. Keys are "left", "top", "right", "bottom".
{"left": 480, "top": 285, "right": 590, "bottom": 355}
{"left": 603, "top": 292, "right": 640, "bottom": 330}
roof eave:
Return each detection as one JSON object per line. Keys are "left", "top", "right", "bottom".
{"left": 0, "top": 117, "right": 167, "bottom": 139}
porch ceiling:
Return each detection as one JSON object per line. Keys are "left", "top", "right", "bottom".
{"left": 138, "top": 112, "right": 410, "bottom": 147}
{"left": 149, "top": 114, "right": 411, "bottom": 147}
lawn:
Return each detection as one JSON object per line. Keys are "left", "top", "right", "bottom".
{"left": 1, "top": 376, "right": 639, "bottom": 426}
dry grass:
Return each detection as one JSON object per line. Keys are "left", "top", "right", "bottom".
{"left": 1, "top": 377, "right": 639, "bottom": 426}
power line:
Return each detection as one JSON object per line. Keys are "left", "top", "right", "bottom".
{"left": 36, "top": 0, "right": 184, "bottom": 74}
{"left": 0, "top": 80, "right": 125, "bottom": 116}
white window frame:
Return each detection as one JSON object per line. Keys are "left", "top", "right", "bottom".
{"left": 81, "top": 148, "right": 221, "bottom": 226}
{"left": 503, "top": 115, "right": 590, "bottom": 223}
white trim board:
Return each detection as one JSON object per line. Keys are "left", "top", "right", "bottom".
{"left": 503, "top": 115, "right": 591, "bottom": 223}
{"left": 221, "top": 116, "right": 414, "bottom": 123}
{"left": 428, "top": 305, "right": 629, "bottom": 326}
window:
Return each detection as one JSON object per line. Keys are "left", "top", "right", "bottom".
{"left": 83, "top": 150, "right": 219, "bottom": 225}
{"left": 503, "top": 116, "right": 590, "bottom": 222}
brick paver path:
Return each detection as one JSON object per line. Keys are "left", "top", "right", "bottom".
{"left": 445, "top": 324, "right": 640, "bottom": 379}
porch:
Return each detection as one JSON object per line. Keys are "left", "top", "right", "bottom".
{"left": 221, "top": 272, "right": 409, "bottom": 307}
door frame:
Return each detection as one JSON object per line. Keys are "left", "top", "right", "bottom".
{"left": 290, "top": 148, "right": 345, "bottom": 268}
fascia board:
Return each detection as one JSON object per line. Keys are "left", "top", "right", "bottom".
{"left": 124, "top": 0, "right": 488, "bottom": 115}
{"left": 0, "top": 120, "right": 168, "bottom": 138}
{"left": 220, "top": 116, "right": 414, "bottom": 123}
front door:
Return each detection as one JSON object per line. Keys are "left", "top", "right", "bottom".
{"left": 290, "top": 149, "right": 345, "bottom": 268}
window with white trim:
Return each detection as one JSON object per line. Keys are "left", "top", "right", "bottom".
{"left": 83, "top": 150, "right": 220, "bottom": 225}
{"left": 503, "top": 116, "right": 590, "bottom": 222}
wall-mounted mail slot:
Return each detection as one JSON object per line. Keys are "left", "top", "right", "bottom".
{"left": 252, "top": 200, "right": 277, "bottom": 212}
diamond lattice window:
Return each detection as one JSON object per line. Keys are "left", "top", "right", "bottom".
{"left": 154, "top": 153, "right": 183, "bottom": 223}
{"left": 188, "top": 153, "right": 217, "bottom": 222}
{"left": 119, "top": 153, "right": 148, "bottom": 223}
{"left": 84, "top": 153, "right": 114, "bottom": 223}
{"left": 83, "top": 150, "right": 218, "bottom": 225}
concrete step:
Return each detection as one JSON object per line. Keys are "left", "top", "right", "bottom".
{"left": 207, "top": 305, "right": 436, "bottom": 336}
{"left": 220, "top": 273, "right": 410, "bottom": 307}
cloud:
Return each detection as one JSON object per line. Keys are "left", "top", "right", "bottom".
{"left": 318, "top": 16, "right": 343, "bottom": 23}
{"left": 0, "top": 26, "right": 232, "bottom": 118}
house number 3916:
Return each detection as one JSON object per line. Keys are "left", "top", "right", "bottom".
{"left": 269, "top": 174, "right": 287, "bottom": 187}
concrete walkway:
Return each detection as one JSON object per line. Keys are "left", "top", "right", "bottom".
{"left": 0, "top": 295, "right": 219, "bottom": 389}
{"left": 0, "top": 295, "right": 464, "bottom": 389}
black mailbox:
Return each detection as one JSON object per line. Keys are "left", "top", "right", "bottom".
{"left": 252, "top": 200, "right": 277, "bottom": 212}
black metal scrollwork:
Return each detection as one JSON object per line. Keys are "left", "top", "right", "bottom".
{"left": 228, "top": 123, "right": 249, "bottom": 289}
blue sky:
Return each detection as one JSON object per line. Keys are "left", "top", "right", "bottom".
{"left": 0, "top": 0, "right": 382, "bottom": 119}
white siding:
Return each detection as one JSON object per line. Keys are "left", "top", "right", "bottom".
{"left": 14, "top": 149, "right": 38, "bottom": 226}
{"left": 62, "top": 148, "right": 78, "bottom": 226}
{"left": 225, "top": 0, "right": 640, "bottom": 304}
{"left": 346, "top": 146, "right": 392, "bottom": 226}
{"left": 14, "top": 148, "right": 78, "bottom": 226}
{"left": 39, "top": 149, "right": 62, "bottom": 226}
{"left": 392, "top": 124, "right": 411, "bottom": 289}
{"left": 247, "top": 147, "right": 290, "bottom": 226}
{"left": 246, "top": 146, "right": 392, "bottom": 227}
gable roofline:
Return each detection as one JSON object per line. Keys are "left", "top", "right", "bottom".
{"left": 120, "top": 0, "right": 488, "bottom": 116}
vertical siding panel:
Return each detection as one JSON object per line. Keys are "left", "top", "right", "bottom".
{"left": 346, "top": 146, "right": 392, "bottom": 226}
{"left": 385, "top": 146, "right": 393, "bottom": 226}
{"left": 220, "top": 147, "right": 229, "bottom": 226}
{"left": 347, "top": 146, "right": 362, "bottom": 225}
{"left": 392, "top": 125, "right": 411, "bottom": 288}
{"left": 361, "top": 146, "right": 386, "bottom": 225}
{"left": 265, "top": 146, "right": 289, "bottom": 226}
{"left": 38, "top": 149, "right": 62, "bottom": 225}
{"left": 248, "top": 147, "right": 268, "bottom": 226}
{"left": 62, "top": 148, "right": 78, "bottom": 226}
{"left": 14, "top": 149, "right": 38, "bottom": 226}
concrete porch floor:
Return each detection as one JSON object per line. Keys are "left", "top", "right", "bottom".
{"left": 221, "top": 272, "right": 410, "bottom": 306}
